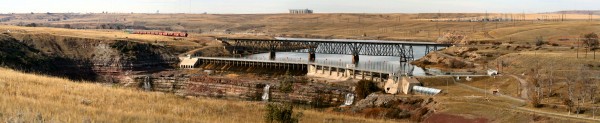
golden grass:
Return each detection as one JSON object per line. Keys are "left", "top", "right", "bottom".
{"left": 4, "top": 13, "right": 600, "bottom": 44}
{"left": 497, "top": 50, "right": 600, "bottom": 74}
{"left": 0, "top": 25, "right": 200, "bottom": 46}
{"left": 0, "top": 68, "right": 389, "bottom": 123}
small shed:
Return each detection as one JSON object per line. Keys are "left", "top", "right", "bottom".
{"left": 487, "top": 69, "right": 498, "bottom": 76}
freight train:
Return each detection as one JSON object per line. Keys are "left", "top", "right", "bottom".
{"left": 128, "top": 30, "right": 188, "bottom": 37}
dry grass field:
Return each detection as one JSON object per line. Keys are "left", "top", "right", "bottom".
{"left": 1, "top": 12, "right": 600, "bottom": 122}
{"left": 498, "top": 50, "right": 600, "bottom": 74}
{"left": 3, "top": 13, "right": 600, "bottom": 43}
{"left": 0, "top": 25, "right": 201, "bottom": 46}
{"left": 0, "top": 68, "right": 393, "bottom": 123}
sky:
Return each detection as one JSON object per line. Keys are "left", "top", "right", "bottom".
{"left": 0, "top": 0, "right": 598, "bottom": 14}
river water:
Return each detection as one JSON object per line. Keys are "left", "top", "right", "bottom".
{"left": 236, "top": 38, "right": 437, "bottom": 76}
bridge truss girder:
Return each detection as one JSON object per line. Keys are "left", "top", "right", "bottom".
{"left": 223, "top": 39, "right": 447, "bottom": 62}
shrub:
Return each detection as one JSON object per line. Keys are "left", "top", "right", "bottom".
{"left": 535, "top": 36, "right": 545, "bottom": 46}
{"left": 448, "top": 59, "right": 467, "bottom": 68}
{"left": 279, "top": 71, "right": 294, "bottom": 93}
{"left": 582, "top": 33, "right": 599, "bottom": 48}
{"left": 492, "top": 42, "right": 502, "bottom": 45}
{"left": 264, "top": 103, "right": 302, "bottom": 123}
{"left": 563, "top": 98, "right": 574, "bottom": 112}
{"left": 63, "top": 24, "right": 71, "bottom": 29}
{"left": 355, "top": 80, "right": 379, "bottom": 100}
{"left": 310, "top": 90, "right": 328, "bottom": 108}
{"left": 25, "top": 23, "right": 37, "bottom": 27}
{"left": 410, "top": 108, "right": 429, "bottom": 122}
{"left": 529, "top": 92, "right": 542, "bottom": 108}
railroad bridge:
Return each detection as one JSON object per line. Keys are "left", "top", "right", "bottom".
{"left": 195, "top": 57, "right": 404, "bottom": 82}
{"left": 217, "top": 38, "right": 452, "bottom": 64}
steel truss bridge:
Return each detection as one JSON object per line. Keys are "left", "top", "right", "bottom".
{"left": 217, "top": 38, "right": 453, "bottom": 63}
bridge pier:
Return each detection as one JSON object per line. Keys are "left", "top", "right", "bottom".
{"left": 352, "top": 54, "right": 359, "bottom": 64}
{"left": 269, "top": 51, "right": 276, "bottom": 60}
{"left": 308, "top": 52, "right": 316, "bottom": 62}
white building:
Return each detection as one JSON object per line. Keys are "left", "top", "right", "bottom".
{"left": 487, "top": 69, "right": 498, "bottom": 76}
{"left": 289, "top": 9, "right": 313, "bottom": 14}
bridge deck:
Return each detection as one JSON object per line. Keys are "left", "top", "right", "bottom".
{"left": 218, "top": 38, "right": 452, "bottom": 46}
{"left": 196, "top": 57, "right": 393, "bottom": 74}
{"left": 196, "top": 57, "right": 489, "bottom": 78}
{"left": 196, "top": 57, "right": 309, "bottom": 64}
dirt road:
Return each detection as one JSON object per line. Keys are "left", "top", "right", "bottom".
{"left": 509, "top": 74, "right": 529, "bottom": 100}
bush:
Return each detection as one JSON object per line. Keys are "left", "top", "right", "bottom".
{"left": 310, "top": 90, "right": 328, "bottom": 108}
{"left": 355, "top": 80, "right": 379, "bottom": 100}
{"left": 410, "top": 108, "right": 429, "bottom": 122}
{"left": 529, "top": 92, "right": 543, "bottom": 108}
{"left": 264, "top": 103, "right": 302, "bottom": 123}
{"left": 279, "top": 71, "right": 294, "bottom": 93}
{"left": 583, "top": 33, "right": 599, "bottom": 48}
{"left": 563, "top": 98, "right": 574, "bottom": 112}
{"left": 25, "top": 23, "right": 37, "bottom": 27}
{"left": 448, "top": 59, "right": 467, "bottom": 68}
{"left": 535, "top": 36, "right": 545, "bottom": 46}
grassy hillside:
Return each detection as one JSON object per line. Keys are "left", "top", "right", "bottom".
{"left": 3, "top": 13, "right": 600, "bottom": 43}
{"left": 0, "top": 68, "right": 390, "bottom": 123}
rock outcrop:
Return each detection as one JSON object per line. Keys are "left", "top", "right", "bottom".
{"left": 347, "top": 93, "right": 437, "bottom": 121}
{"left": 126, "top": 72, "right": 354, "bottom": 107}
{"left": 412, "top": 46, "right": 481, "bottom": 70}
{"left": 0, "top": 33, "right": 179, "bottom": 81}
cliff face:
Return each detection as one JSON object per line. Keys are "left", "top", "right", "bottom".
{"left": 0, "top": 33, "right": 178, "bottom": 81}
{"left": 127, "top": 74, "right": 353, "bottom": 107}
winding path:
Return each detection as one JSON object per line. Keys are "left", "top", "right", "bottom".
{"left": 509, "top": 74, "right": 529, "bottom": 100}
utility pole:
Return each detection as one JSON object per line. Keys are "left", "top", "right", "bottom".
{"left": 590, "top": 11, "right": 594, "bottom": 22}
{"left": 577, "top": 37, "right": 580, "bottom": 59}
{"left": 562, "top": 11, "right": 566, "bottom": 21}
{"left": 522, "top": 10, "right": 526, "bottom": 21}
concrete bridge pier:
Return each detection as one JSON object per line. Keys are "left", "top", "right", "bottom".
{"left": 352, "top": 54, "right": 359, "bottom": 64}
{"left": 269, "top": 51, "right": 276, "bottom": 60}
{"left": 308, "top": 52, "right": 316, "bottom": 62}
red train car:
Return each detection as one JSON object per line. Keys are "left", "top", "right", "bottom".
{"left": 132, "top": 31, "right": 188, "bottom": 37}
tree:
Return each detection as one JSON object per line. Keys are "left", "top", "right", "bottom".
{"left": 529, "top": 88, "right": 543, "bottom": 108}
{"left": 526, "top": 67, "right": 544, "bottom": 108}
{"left": 563, "top": 98, "right": 574, "bottom": 113}
{"left": 582, "top": 33, "right": 599, "bottom": 49}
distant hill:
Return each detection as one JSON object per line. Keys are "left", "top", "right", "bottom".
{"left": 545, "top": 10, "right": 600, "bottom": 15}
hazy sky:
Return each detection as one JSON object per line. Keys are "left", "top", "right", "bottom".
{"left": 0, "top": 0, "right": 598, "bottom": 14}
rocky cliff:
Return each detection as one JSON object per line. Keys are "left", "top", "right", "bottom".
{"left": 126, "top": 73, "right": 353, "bottom": 107}
{"left": 0, "top": 33, "right": 179, "bottom": 81}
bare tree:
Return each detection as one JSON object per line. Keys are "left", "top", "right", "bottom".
{"left": 547, "top": 61, "right": 556, "bottom": 98}
{"left": 527, "top": 66, "right": 544, "bottom": 107}
{"left": 565, "top": 74, "right": 575, "bottom": 113}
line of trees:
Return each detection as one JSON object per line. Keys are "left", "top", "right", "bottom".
{"left": 527, "top": 64, "right": 599, "bottom": 114}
